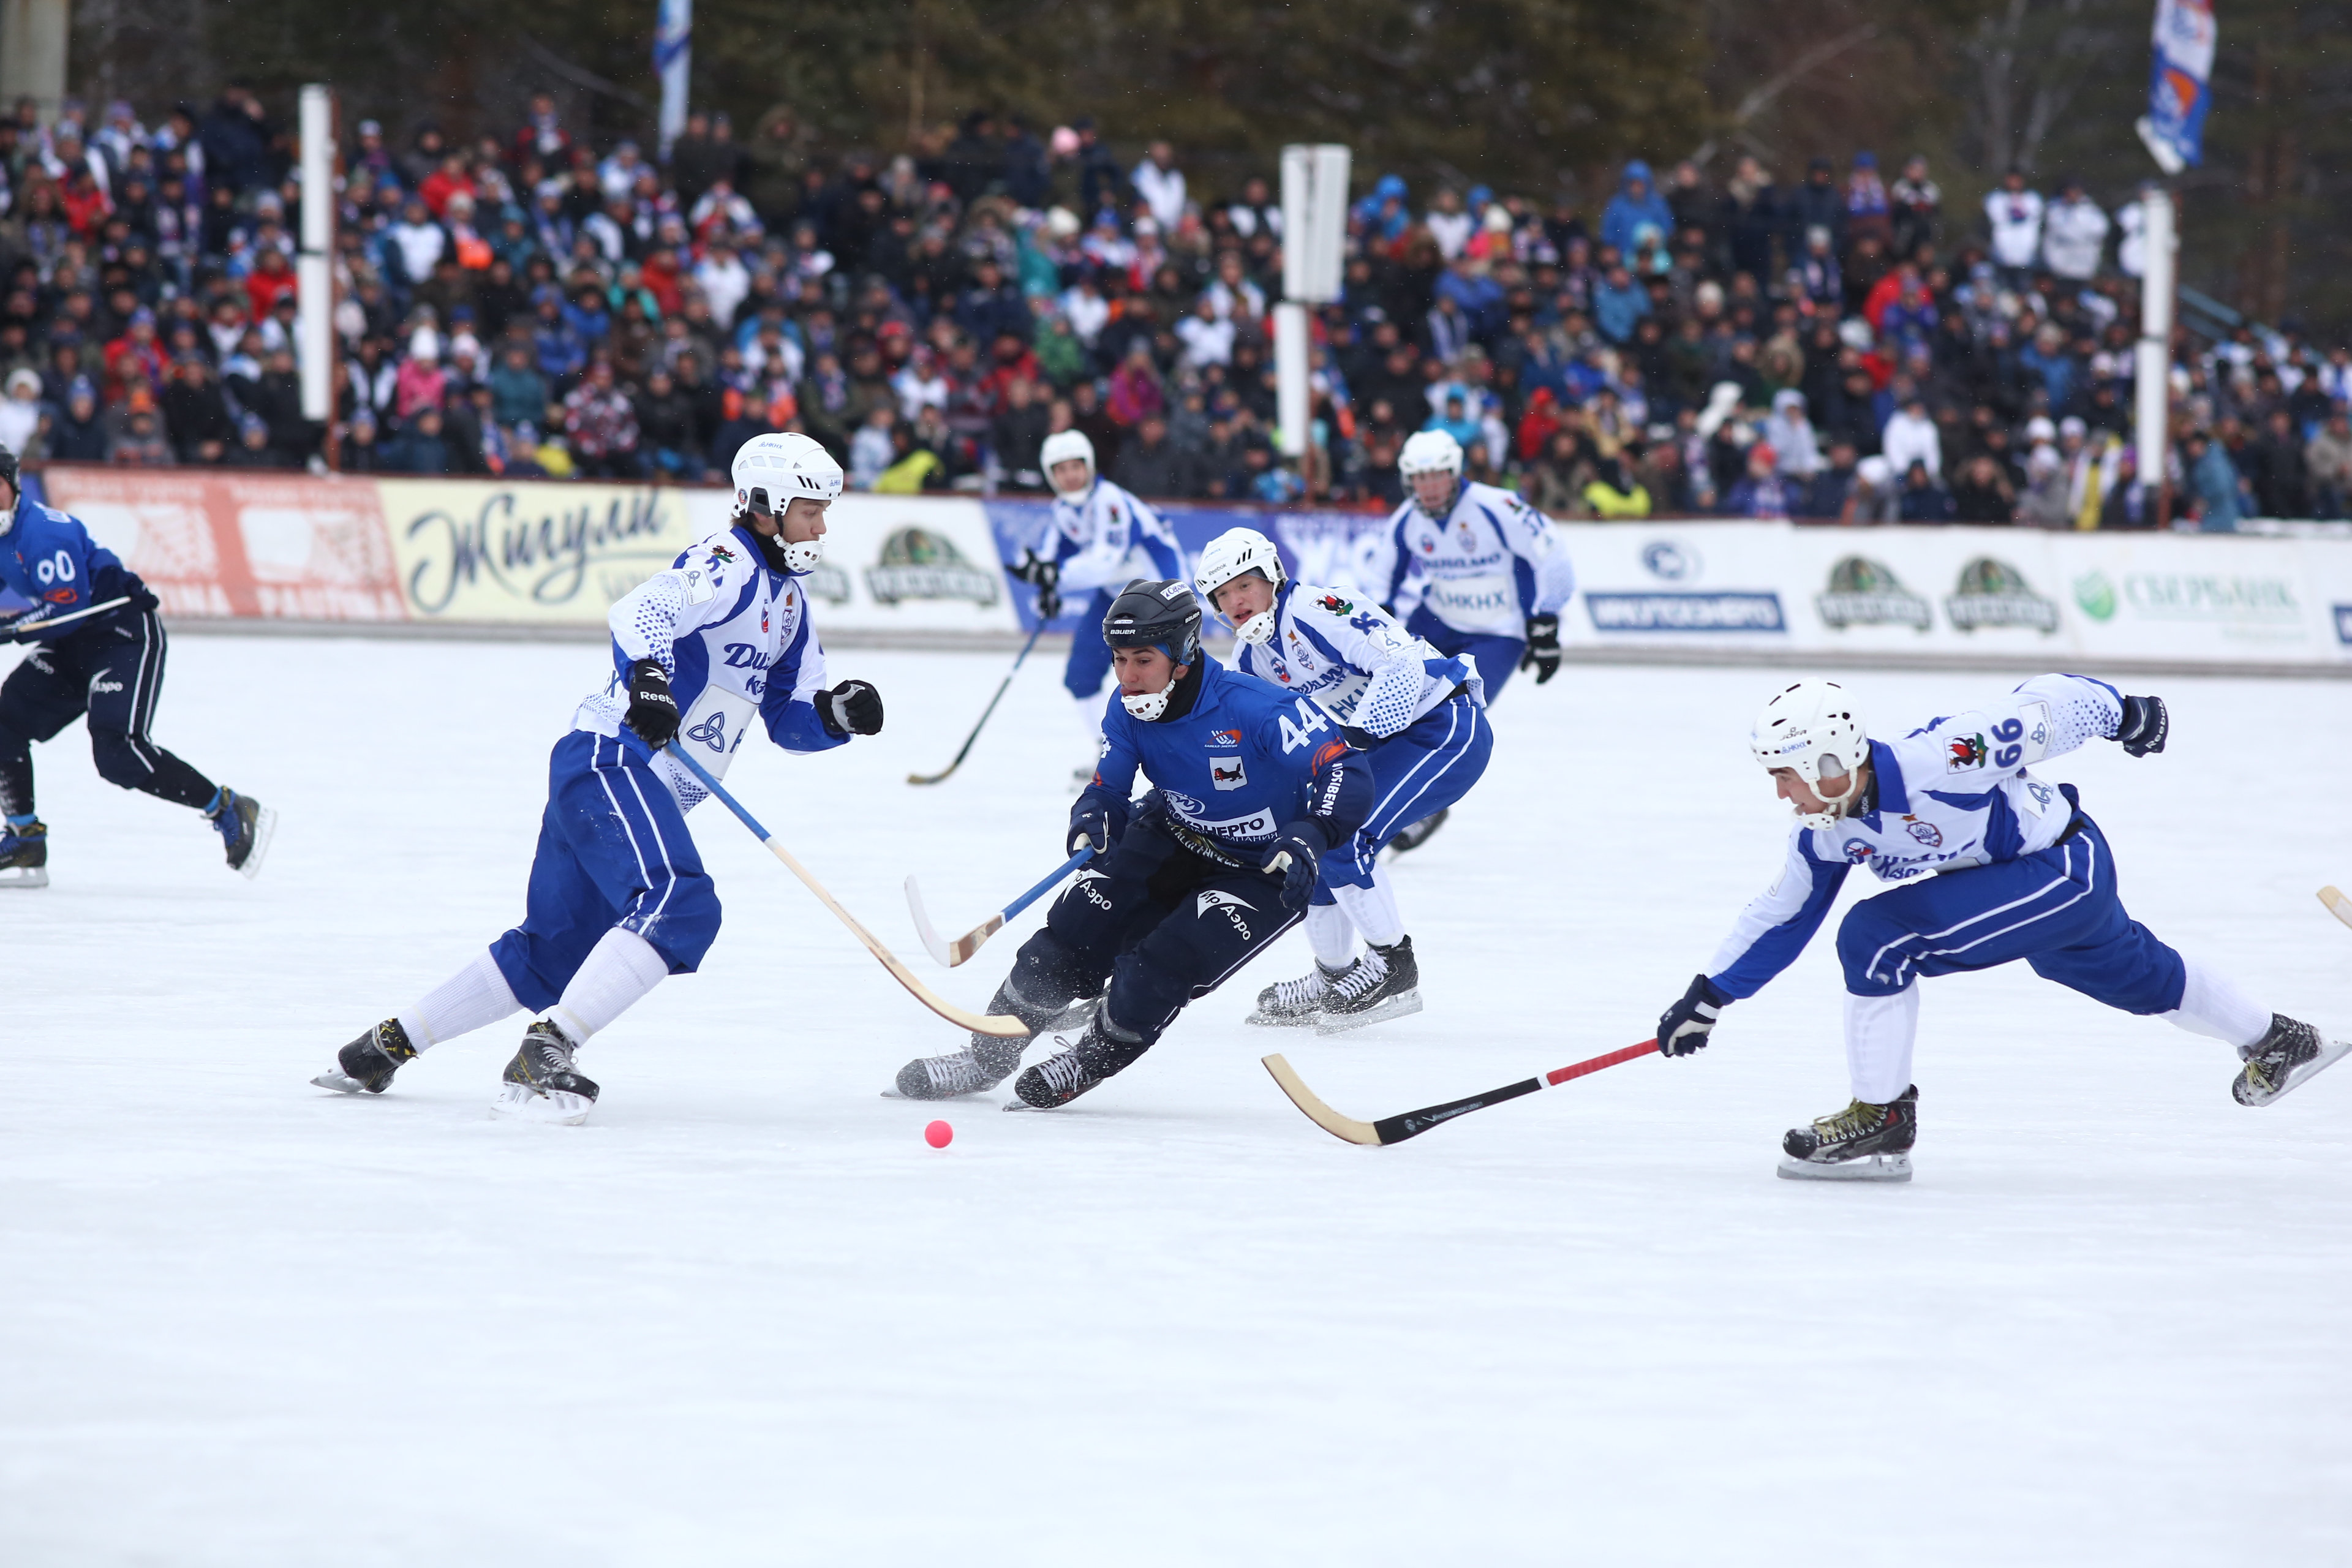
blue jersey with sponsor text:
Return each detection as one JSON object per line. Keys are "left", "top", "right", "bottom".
{"left": 0, "top": 501, "right": 144, "bottom": 638}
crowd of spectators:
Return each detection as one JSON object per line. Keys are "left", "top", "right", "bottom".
{"left": 0, "top": 83, "right": 2347, "bottom": 530}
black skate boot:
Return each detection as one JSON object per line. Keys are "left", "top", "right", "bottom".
{"left": 1009, "top": 1011, "right": 1152, "bottom": 1111}
{"left": 204, "top": 786, "right": 277, "bottom": 879}
{"left": 491, "top": 1020, "right": 600, "bottom": 1125}
{"left": 1248, "top": 961, "right": 1347, "bottom": 1027}
{"left": 1385, "top": 807, "right": 1450, "bottom": 856}
{"left": 0, "top": 816, "right": 48, "bottom": 889}
{"left": 890, "top": 978, "right": 1094, "bottom": 1099}
{"left": 1316, "top": 937, "right": 1423, "bottom": 1035}
{"left": 1779, "top": 1085, "right": 1917, "bottom": 1181}
{"left": 312, "top": 1019, "right": 418, "bottom": 1095}
{"left": 2233, "top": 1014, "right": 2351, "bottom": 1107}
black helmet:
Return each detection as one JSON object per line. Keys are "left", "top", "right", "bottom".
{"left": 0, "top": 444, "right": 17, "bottom": 535}
{"left": 0, "top": 443, "right": 17, "bottom": 497}
{"left": 1101, "top": 578, "right": 1201, "bottom": 668}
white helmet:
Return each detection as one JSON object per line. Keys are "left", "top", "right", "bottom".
{"left": 1750, "top": 680, "right": 1868, "bottom": 832}
{"left": 1040, "top": 429, "right": 1096, "bottom": 499}
{"left": 731, "top": 431, "right": 842, "bottom": 572}
{"left": 1193, "top": 526, "right": 1286, "bottom": 646}
{"left": 1398, "top": 429, "right": 1464, "bottom": 516}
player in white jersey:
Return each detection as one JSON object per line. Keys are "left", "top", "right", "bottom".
{"left": 1006, "top": 429, "right": 1186, "bottom": 775}
{"left": 1354, "top": 428, "right": 1574, "bottom": 851}
{"left": 1654, "top": 676, "right": 2345, "bottom": 1180}
{"left": 312, "top": 434, "right": 888, "bottom": 1123}
{"left": 1196, "top": 526, "right": 1494, "bottom": 1032}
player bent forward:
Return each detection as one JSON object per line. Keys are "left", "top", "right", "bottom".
{"left": 1193, "top": 526, "right": 1494, "bottom": 1033}
{"left": 892, "top": 579, "right": 1371, "bottom": 1109}
{"left": 314, "top": 434, "right": 886, "bottom": 1123}
{"left": 1655, "top": 676, "right": 2345, "bottom": 1180}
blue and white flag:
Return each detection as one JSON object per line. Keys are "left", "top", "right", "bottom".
{"left": 2138, "top": 0, "right": 2216, "bottom": 174}
{"left": 654, "top": 0, "right": 693, "bottom": 156}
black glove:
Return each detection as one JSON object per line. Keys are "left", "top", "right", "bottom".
{"left": 1036, "top": 583, "right": 1062, "bottom": 621}
{"left": 1012, "top": 550, "right": 1058, "bottom": 589}
{"left": 821, "top": 679, "right": 884, "bottom": 737}
{"left": 1519, "top": 614, "right": 1561, "bottom": 685}
{"left": 1069, "top": 799, "right": 1114, "bottom": 857}
{"left": 1261, "top": 826, "right": 1322, "bottom": 911}
{"left": 1657, "top": 973, "right": 1730, "bottom": 1058}
{"left": 2115, "top": 695, "right": 2168, "bottom": 757}
{"left": 624, "top": 658, "right": 680, "bottom": 748}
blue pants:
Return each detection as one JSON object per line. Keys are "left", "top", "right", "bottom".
{"left": 1834, "top": 811, "right": 2187, "bottom": 1015}
{"left": 1406, "top": 604, "right": 1525, "bottom": 701}
{"left": 490, "top": 731, "right": 722, "bottom": 1011}
{"left": 1063, "top": 589, "right": 1118, "bottom": 700}
{"left": 1318, "top": 694, "right": 1494, "bottom": 892}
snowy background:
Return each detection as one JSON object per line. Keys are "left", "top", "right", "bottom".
{"left": 2, "top": 633, "right": 2348, "bottom": 1565}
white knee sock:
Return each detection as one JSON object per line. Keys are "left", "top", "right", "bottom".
{"left": 1845, "top": 986, "right": 1921, "bottom": 1104}
{"left": 1305, "top": 902, "right": 1357, "bottom": 970}
{"left": 548, "top": 927, "right": 671, "bottom": 1047}
{"left": 1332, "top": 866, "right": 1406, "bottom": 949}
{"left": 398, "top": 949, "right": 522, "bottom": 1050}
{"left": 1072, "top": 693, "right": 1104, "bottom": 748}
{"left": 2162, "top": 956, "right": 2271, "bottom": 1049}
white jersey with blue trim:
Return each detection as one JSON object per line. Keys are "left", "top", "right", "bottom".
{"left": 1362, "top": 478, "right": 1575, "bottom": 638}
{"left": 1039, "top": 478, "right": 1185, "bottom": 595}
{"left": 1233, "top": 578, "right": 1485, "bottom": 741}
{"left": 1706, "top": 674, "right": 2126, "bottom": 998}
{"left": 575, "top": 524, "right": 846, "bottom": 810}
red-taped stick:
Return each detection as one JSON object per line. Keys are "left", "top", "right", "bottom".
{"left": 1262, "top": 1039, "right": 1662, "bottom": 1147}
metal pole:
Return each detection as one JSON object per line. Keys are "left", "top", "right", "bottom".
{"left": 0, "top": 0, "right": 70, "bottom": 120}
{"left": 2134, "top": 187, "right": 2176, "bottom": 530}
{"left": 297, "top": 85, "right": 337, "bottom": 461}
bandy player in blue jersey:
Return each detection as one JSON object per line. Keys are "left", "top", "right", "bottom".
{"left": 0, "top": 443, "right": 273, "bottom": 886}
{"left": 1004, "top": 429, "right": 1185, "bottom": 778}
{"left": 315, "top": 434, "right": 886, "bottom": 1124}
{"left": 892, "top": 579, "right": 1371, "bottom": 1109}
{"left": 1654, "top": 677, "right": 2346, "bottom": 1180}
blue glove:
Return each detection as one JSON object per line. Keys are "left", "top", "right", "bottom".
{"left": 1657, "top": 973, "right": 1730, "bottom": 1058}
{"left": 1261, "top": 826, "right": 1321, "bottom": 911}
{"left": 2115, "top": 695, "right": 2167, "bottom": 757}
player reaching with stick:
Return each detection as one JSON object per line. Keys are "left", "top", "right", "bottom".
{"left": 1004, "top": 430, "right": 1185, "bottom": 782}
{"left": 0, "top": 445, "right": 273, "bottom": 886}
{"left": 1351, "top": 429, "right": 1573, "bottom": 853}
{"left": 1194, "top": 526, "right": 1493, "bottom": 1033}
{"left": 891, "top": 579, "right": 1372, "bottom": 1107}
{"left": 315, "top": 434, "right": 886, "bottom": 1123}
{"left": 1656, "top": 677, "right": 2345, "bottom": 1181}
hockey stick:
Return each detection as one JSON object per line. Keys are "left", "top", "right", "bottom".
{"left": 1262, "top": 1038, "right": 1660, "bottom": 1147}
{"left": 908, "top": 622, "right": 1047, "bottom": 786}
{"left": 2323, "top": 886, "right": 2352, "bottom": 932}
{"left": 663, "top": 742, "right": 1027, "bottom": 1038}
{"left": 2, "top": 594, "right": 131, "bottom": 638}
{"left": 906, "top": 846, "right": 1096, "bottom": 968}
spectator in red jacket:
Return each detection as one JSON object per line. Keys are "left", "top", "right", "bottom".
{"left": 245, "top": 247, "right": 298, "bottom": 318}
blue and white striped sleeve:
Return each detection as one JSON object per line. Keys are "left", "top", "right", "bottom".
{"left": 1706, "top": 825, "right": 1850, "bottom": 1000}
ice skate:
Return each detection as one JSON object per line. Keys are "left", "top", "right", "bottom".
{"left": 2233, "top": 1015, "right": 2351, "bottom": 1107}
{"left": 491, "top": 1020, "right": 598, "bottom": 1125}
{"left": 312, "top": 1019, "right": 417, "bottom": 1095}
{"left": 205, "top": 786, "right": 276, "bottom": 879}
{"left": 1248, "top": 962, "right": 1344, "bottom": 1027}
{"left": 1778, "top": 1085, "right": 1917, "bottom": 1182}
{"left": 888, "top": 979, "right": 1090, "bottom": 1098}
{"left": 0, "top": 817, "right": 47, "bottom": 889}
{"left": 1385, "top": 807, "right": 1450, "bottom": 858}
{"left": 1007, "top": 1012, "right": 1148, "bottom": 1111}
{"left": 1315, "top": 937, "right": 1423, "bottom": 1035}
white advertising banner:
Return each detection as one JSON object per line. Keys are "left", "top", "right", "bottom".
{"left": 682, "top": 491, "right": 1018, "bottom": 638}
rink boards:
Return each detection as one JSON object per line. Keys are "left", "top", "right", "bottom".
{"left": 17, "top": 464, "right": 2352, "bottom": 674}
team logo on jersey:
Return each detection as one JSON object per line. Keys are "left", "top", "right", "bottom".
{"left": 2024, "top": 779, "right": 2056, "bottom": 808}
{"left": 1419, "top": 536, "right": 1438, "bottom": 554}
{"left": 687, "top": 710, "right": 729, "bottom": 753}
{"left": 761, "top": 605, "right": 770, "bottom": 634}
{"left": 1904, "top": 819, "right": 1944, "bottom": 847}
{"left": 1457, "top": 521, "right": 1479, "bottom": 549}
{"left": 1211, "top": 758, "right": 1247, "bottom": 791}
{"left": 1317, "top": 594, "right": 1354, "bottom": 616}
{"left": 1207, "top": 728, "right": 1241, "bottom": 748}
{"left": 709, "top": 544, "right": 736, "bottom": 564}
{"left": 1167, "top": 791, "right": 1205, "bottom": 816}
{"left": 1945, "top": 733, "right": 1988, "bottom": 771}
{"left": 1842, "top": 839, "right": 1875, "bottom": 864}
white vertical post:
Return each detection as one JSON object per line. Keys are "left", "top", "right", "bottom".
{"left": 2132, "top": 188, "right": 2175, "bottom": 504}
{"left": 1280, "top": 146, "right": 1313, "bottom": 303}
{"left": 297, "top": 85, "right": 336, "bottom": 424}
{"left": 1276, "top": 145, "right": 1350, "bottom": 461}
{"left": 1275, "top": 303, "right": 1310, "bottom": 458}
{"left": 0, "top": 0, "right": 70, "bottom": 119}
{"left": 655, "top": 0, "right": 694, "bottom": 156}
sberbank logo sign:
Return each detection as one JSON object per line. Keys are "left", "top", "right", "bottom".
{"left": 2073, "top": 570, "right": 2302, "bottom": 624}
{"left": 2074, "top": 571, "right": 2119, "bottom": 621}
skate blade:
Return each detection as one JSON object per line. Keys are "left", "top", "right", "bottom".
{"left": 2235, "top": 1038, "right": 2352, "bottom": 1107}
{"left": 1777, "top": 1152, "right": 1912, "bottom": 1183}
{"left": 1315, "top": 990, "right": 1425, "bottom": 1036}
{"left": 0, "top": 866, "right": 49, "bottom": 889}
{"left": 489, "top": 1082, "right": 594, "bottom": 1125}
{"left": 236, "top": 805, "right": 279, "bottom": 880}
{"left": 1245, "top": 1009, "right": 1322, "bottom": 1027}
{"left": 311, "top": 1067, "right": 371, "bottom": 1095}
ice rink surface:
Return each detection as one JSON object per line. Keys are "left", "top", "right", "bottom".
{"left": 3, "top": 631, "right": 2350, "bottom": 1566}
